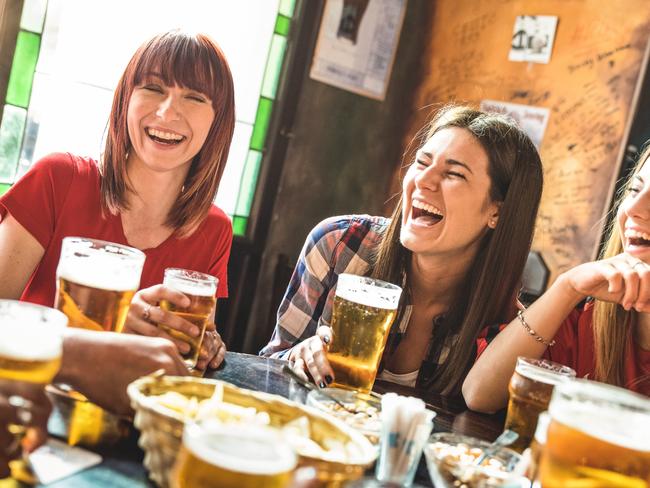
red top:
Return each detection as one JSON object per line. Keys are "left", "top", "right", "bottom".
{"left": 545, "top": 301, "right": 650, "bottom": 396}
{"left": 0, "top": 153, "right": 232, "bottom": 306}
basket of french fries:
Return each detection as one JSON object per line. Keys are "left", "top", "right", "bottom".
{"left": 127, "top": 373, "right": 377, "bottom": 487}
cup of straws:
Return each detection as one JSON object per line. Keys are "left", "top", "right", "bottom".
{"left": 375, "top": 393, "right": 436, "bottom": 486}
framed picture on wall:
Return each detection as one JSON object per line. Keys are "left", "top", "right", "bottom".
{"left": 309, "top": 0, "right": 407, "bottom": 100}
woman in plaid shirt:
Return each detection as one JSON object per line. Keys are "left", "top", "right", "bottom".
{"left": 261, "top": 105, "right": 543, "bottom": 398}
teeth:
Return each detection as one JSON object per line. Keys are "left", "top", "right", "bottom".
{"left": 626, "top": 230, "right": 650, "bottom": 241}
{"left": 412, "top": 199, "right": 443, "bottom": 216}
{"left": 147, "top": 128, "right": 184, "bottom": 141}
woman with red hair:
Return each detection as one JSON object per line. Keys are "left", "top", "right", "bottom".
{"left": 0, "top": 31, "right": 235, "bottom": 370}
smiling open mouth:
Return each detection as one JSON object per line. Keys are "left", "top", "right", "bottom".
{"left": 411, "top": 200, "right": 443, "bottom": 225}
{"left": 146, "top": 128, "right": 186, "bottom": 146}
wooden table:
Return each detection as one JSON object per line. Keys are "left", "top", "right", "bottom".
{"left": 35, "top": 352, "right": 505, "bottom": 487}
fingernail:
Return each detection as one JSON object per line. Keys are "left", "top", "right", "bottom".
{"left": 325, "top": 375, "right": 333, "bottom": 384}
{"left": 318, "top": 381, "right": 326, "bottom": 388}
{"left": 191, "top": 327, "right": 200, "bottom": 336}
{"left": 323, "top": 335, "right": 330, "bottom": 345}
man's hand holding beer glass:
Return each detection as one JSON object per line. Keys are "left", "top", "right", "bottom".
{"left": 126, "top": 268, "right": 226, "bottom": 371}
{"left": 0, "top": 380, "right": 52, "bottom": 478}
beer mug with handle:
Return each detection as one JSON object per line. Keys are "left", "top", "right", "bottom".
{"left": 55, "top": 237, "right": 146, "bottom": 333}
{"left": 327, "top": 274, "right": 402, "bottom": 393}
{"left": 503, "top": 357, "right": 575, "bottom": 452}
{"left": 159, "top": 268, "right": 218, "bottom": 370}
{"left": 539, "top": 378, "right": 650, "bottom": 487}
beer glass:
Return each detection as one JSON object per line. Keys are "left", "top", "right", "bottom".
{"left": 327, "top": 274, "right": 402, "bottom": 393}
{"left": 172, "top": 420, "right": 296, "bottom": 488}
{"left": 159, "top": 268, "right": 217, "bottom": 370}
{"left": 0, "top": 300, "right": 67, "bottom": 384}
{"left": 504, "top": 357, "right": 575, "bottom": 451}
{"left": 55, "top": 237, "right": 145, "bottom": 332}
{"left": 539, "top": 378, "right": 650, "bottom": 487}
{"left": 0, "top": 300, "right": 67, "bottom": 477}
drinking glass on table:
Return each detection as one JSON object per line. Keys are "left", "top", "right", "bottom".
{"left": 172, "top": 420, "right": 296, "bottom": 488}
{"left": 158, "top": 268, "right": 217, "bottom": 371}
{"left": 0, "top": 300, "right": 67, "bottom": 477}
{"left": 539, "top": 378, "right": 650, "bottom": 487}
{"left": 503, "top": 357, "right": 575, "bottom": 452}
{"left": 55, "top": 237, "right": 145, "bottom": 332}
{"left": 327, "top": 274, "right": 402, "bottom": 393}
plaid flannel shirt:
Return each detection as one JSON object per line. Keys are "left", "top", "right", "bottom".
{"left": 259, "top": 215, "right": 505, "bottom": 375}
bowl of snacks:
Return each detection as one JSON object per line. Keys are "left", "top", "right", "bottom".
{"left": 424, "top": 432, "right": 530, "bottom": 488}
{"left": 306, "top": 388, "right": 382, "bottom": 444}
{"left": 127, "top": 373, "right": 376, "bottom": 487}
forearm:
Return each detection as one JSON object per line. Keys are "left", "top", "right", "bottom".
{"left": 462, "top": 273, "right": 585, "bottom": 412}
{"left": 56, "top": 329, "right": 96, "bottom": 387}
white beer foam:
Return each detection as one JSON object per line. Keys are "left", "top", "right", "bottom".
{"left": 515, "top": 360, "right": 574, "bottom": 386}
{"left": 0, "top": 325, "right": 62, "bottom": 361}
{"left": 335, "top": 274, "right": 402, "bottom": 310}
{"left": 57, "top": 253, "right": 142, "bottom": 291}
{"left": 550, "top": 383, "right": 650, "bottom": 452}
{"left": 185, "top": 423, "right": 295, "bottom": 475}
{"left": 164, "top": 277, "right": 216, "bottom": 297}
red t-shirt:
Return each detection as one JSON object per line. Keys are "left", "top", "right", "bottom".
{"left": 545, "top": 301, "right": 650, "bottom": 397}
{"left": 0, "top": 153, "right": 232, "bottom": 306}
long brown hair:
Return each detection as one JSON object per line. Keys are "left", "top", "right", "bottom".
{"left": 100, "top": 30, "right": 236, "bottom": 236}
{"left": 372, "top": 106, "right": 544, "bottom": 395}
{"left": 593, "top": 146, "right": 650, "bottom": 387}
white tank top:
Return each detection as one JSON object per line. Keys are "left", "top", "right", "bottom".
{"left": 377, "top": 368, "right": 419, "bottom": 387}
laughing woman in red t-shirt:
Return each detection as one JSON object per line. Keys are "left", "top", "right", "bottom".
{"left": 465, "top": 147, "right": 650, "bottom": 411}
{"left": 0, "top": 31, "right": 235, "bottom": 370}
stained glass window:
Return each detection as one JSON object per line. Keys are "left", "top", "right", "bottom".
{"left": 0, "top": 0, "right": 296, "bottom": 237}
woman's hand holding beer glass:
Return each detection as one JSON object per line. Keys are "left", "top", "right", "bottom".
{"left": 126, "top": 268, "right": 226, "bottom": 371}
{"left": 288, "top": 326, "right": 335, "bottom": 388}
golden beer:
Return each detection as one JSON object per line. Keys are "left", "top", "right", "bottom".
{"left": 55, "top": 237, "right": 145, "bottom": 332}
{"left": 539, "top": 379, "right": 650, "bottom": 487}
{"left": 159, "top": 268, "right": 217, "bottom": 369}
{"left": 327, "top": 274, "right": 402, "bottom": 393}
{"left": 504, "top": 357, "right": 575, "bottom": 451}
{"left": 172, "top": 422, "right": 296, "bottom": 488}
{"left": 0, "top": 300, "right": 67, "bottom": 384}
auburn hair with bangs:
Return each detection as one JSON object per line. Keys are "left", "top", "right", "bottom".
{"left": 100, "top": 30, "right": 236, "bottom": 236}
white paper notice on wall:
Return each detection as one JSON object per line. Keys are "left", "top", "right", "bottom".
{"left": 480, "top": 100, "right": 550, "bottom": 149}
{"left": 509, "top": 15, "right": 558, "bottom": 64}
{"left": 309, "top": 0, "right": 407, "bottom": 101}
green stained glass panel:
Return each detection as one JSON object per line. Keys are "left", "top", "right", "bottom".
{"left": 261, "top": 34, "right": 287, "bottom": 100}
{"left": 20, "top": 0, "right": 48, "bottom": 33}
{"left": 274, "top": 15, "right": 291, "bottom": 36}
{"left": 250, "top": 97, "right": 273, "bottom": 151}
{"left": 235, "top": 150, "right": 263, "bottom": 216}
{"left": 0, "top": 183, "right": 10, "bottom": 196}
{"left": 6, "top": 31, "right": 41, "bottom": 108}
{"left": 0, "top": 105, "right": 27, "bottom": 183}
{"left": 232, "top": 216, "right": 248, "bottom": 236}
{"left": 278, "top": 0, "right": 295, "bottom": 17}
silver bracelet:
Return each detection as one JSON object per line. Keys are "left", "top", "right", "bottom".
{"left": 517, "top": 310, "right": 556, "bottom": 347}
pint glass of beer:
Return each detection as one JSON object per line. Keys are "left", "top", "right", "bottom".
{"left": 159, "top": 268, "right": 217, "bottom": 370}
{"left": 504, "top": 357, "right": 575, "bottom": 451}
{"left": 172, "top": 421, "right": 296, "bottom": 488}
{"left": 0, "top": 300, "right": 67, "bottom": 384}
{"left": 327, "top": 274, "right": 402, "bottom": 393}
{"left": 539, "top": 378, "right": 650, "bottom": 487}
{"left": 55, "top": 237, "right": 145, "bottom": 332}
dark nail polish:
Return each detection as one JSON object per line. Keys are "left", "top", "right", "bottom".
{"left": 325, "top": 375, "right": 333, "bottom": 384}
{"left": 323, "top": 335, "right": 330, "bottom": 344}
{"left": 319, "top": 381, "right": 326, "bottom": 388}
